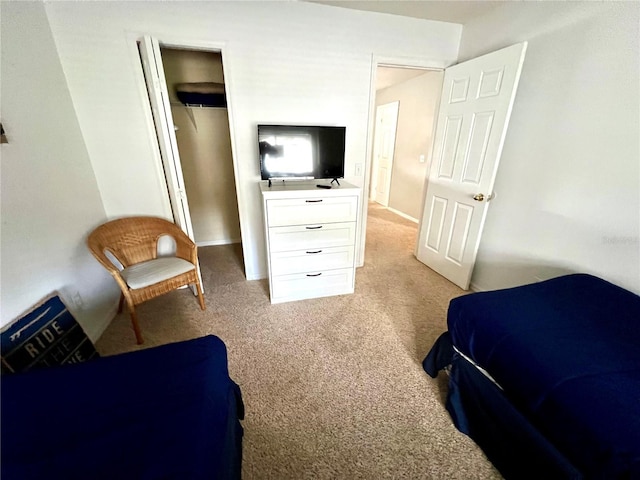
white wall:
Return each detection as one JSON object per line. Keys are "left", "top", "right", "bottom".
{"left": 375, "top": 70, "right": 444, "bottom": 220}
{"left": 0, "top": 1, "right": 119, "bottom": 339}
{"left": 43, "top": 0, "right": 461, "bottom": 280}
{"left": 460, "top": 2, "right": 640, "bottom": 293}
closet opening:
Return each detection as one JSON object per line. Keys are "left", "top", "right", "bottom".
{"left": 161, "top": 47, "right": 241, "bottom": 242}
{"left": 139, "top": 38, "right": 245, "bottom": 288}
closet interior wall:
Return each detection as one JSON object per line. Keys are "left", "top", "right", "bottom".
{"left": 161, "top": 47, "right": 241, "bottom": 246}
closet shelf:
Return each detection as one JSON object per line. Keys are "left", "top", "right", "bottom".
{"left": 175, "top": 83, "right": 226, "bottom": 108}
{"left": 170, "top": 101, "right": 226, "bottom": 109}
{"left": 170, "top": 82, "right": 227, "bottom": 131}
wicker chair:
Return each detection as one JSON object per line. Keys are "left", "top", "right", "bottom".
{"left": 87, "top": 216, "right": 205, "bottom": 344}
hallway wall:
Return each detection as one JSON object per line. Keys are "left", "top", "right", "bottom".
{"left": 375, "top": 70, "right": 443, "bottom": 221}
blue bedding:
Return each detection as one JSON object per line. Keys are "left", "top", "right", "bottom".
{"left": 425, "top": 274, "right": 640, "bottom": 478}
{"left": 1, "top": 335, "right": 244, "bottom": 480}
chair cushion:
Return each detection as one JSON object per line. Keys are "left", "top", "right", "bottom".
{"left": 121, "top": 257, "right": 196, "bottom": 290}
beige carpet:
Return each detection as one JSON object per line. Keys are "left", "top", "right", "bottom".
{"left": 96, "top": 203, "right": 502, "bottom": 479}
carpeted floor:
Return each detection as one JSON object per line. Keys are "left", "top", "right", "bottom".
{"left": 96, "top": 203, "right": 502, "bottom": 479}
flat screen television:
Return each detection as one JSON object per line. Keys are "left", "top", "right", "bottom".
{"left": 259, "top": 124, "right": 346, "bottom": 181}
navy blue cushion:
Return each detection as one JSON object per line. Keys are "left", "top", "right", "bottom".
{"left": 445, "top": 274, "right": 640, "bottom": 478}
{"left": 1, "top": 335, "right": 244, "bottom": 480}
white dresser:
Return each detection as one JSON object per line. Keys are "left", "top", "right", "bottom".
{"left": 260, "top": 181, "right": 361, "bottom": 304}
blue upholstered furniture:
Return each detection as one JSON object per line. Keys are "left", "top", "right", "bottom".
{"left": 1, "top": 335, "right": 244, "bottom": 480}
{"left": 424, "top": 274, "right": 640, "bottom": 479}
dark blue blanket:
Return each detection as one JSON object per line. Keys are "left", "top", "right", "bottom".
{"left": 1, "top": 335, "right": 244, "bottom": 480}
{"left": 430, "top": 274, "right": 640, "bottom": 478}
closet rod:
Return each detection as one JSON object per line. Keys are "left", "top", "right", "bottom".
{"left": 170, "top": 102, "right": 227, "bottom": 132}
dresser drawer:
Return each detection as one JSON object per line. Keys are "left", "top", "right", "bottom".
{"left": 271, "top": 268, "right": 354, "bottom": 303}
{"left": 268, "top": 222, "right": 356, "bottom": 252}
{"left": 270, "top": 246, "right": 354, "bottom": 275}
{"left": 266, "top": 196, "right": 358, "bottom": 227}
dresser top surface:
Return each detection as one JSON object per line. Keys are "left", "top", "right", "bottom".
{"left": 260, "top": 180, "right": 360, "bottom": 198}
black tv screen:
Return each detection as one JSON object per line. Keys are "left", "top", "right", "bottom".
{"left": 259, "top": 125, "right": 345, "bottom": 180}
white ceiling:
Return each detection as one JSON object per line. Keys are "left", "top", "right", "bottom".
{"left": 305, "top": 0, "right": 503, "bottom": 25}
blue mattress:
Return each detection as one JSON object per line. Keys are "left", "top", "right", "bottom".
{"left": 425, "top": 274, "right": 640, "bottom": 478}
{"left": 1, "top": 335, "right": 244, "bottom": 480}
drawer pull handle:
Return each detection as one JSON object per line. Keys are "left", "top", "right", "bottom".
{"left": 305, "top": 199, "right": 323, "bottom": 203}
{"left": 306, "top": 273, "right": 322, "bottom": 277}
{"left": 306, "top": 250, "right": 322, "bottom": 254}
{"left": 305, "top": 225, "right": 323, "bottom": 230}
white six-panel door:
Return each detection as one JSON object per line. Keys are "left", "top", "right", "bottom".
{"left": 416, "top": 43, "right": 527, "bottom": 289}
{"left": 370, "top": 101, "right": 399, "bottom": 206}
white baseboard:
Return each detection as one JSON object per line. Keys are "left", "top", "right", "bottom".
{"left": 87, "top": 300, "right": 120, "bottom": 343}
{"left": 469, "top": 281, "right": 486, "bottom": 292}
{"left": 196, "top": 238, "right": 241, "bottom": 247}
{"left": 387, "top": 207, "right": 418, "bottom": 224}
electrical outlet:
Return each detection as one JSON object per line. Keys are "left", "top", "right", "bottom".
{"left": 72, "top": 291, "right": 84, "bottom": 309}
{"left": 419, "top": 154, "right": 425, "bottom": 163}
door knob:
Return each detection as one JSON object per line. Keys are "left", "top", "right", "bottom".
{"left": 473, "top": 193, "right": 494, "bottom": 202}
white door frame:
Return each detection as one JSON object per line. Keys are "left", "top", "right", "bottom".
{"left": 358, "top": 54, "right": 447, "bottom": 267}
{"left": 128, "top": 32, "right": 250, "bottom": 280}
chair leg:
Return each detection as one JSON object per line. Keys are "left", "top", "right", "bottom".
{"left": 129, "top": 309, "right": 144, "bottom": 345}
{"left": 196, "top": 282, "right": 205, "bottom": 310}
